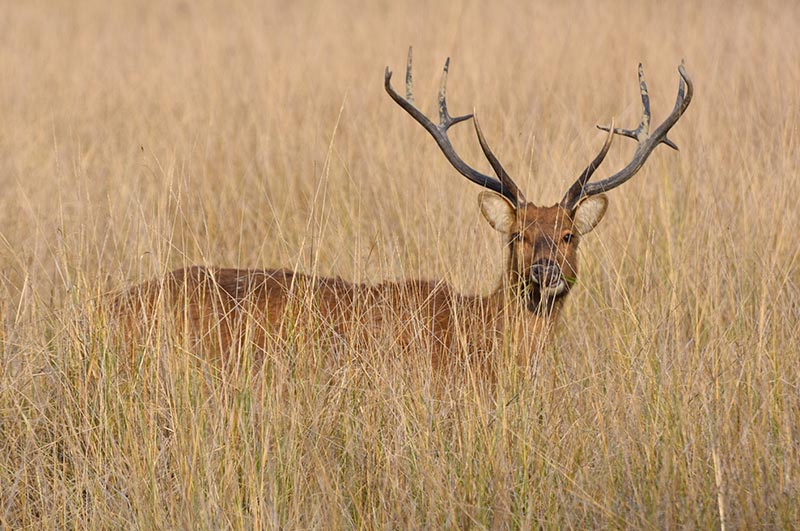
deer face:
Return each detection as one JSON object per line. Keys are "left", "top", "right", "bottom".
{"left": 479, "top": 191, "right": 608, "bottom": 312}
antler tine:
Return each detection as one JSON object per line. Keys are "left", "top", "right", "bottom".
{"left": 598, "top": 124, "right": 679, "bottom": 151}
{"left": 385, "top": 48, "right": 521, "bottom": 205}
{"left": 560, "top": 118, "right": 615, "bottom": 209}
{"left": 651, "top": 61, "right": 692, "bottom": 149}
{"left": 564, "top": 62, "right": 693, "bottom": 208}
{"left": 405, "top": 47, "right": 414, "bottom": 104}
{"left": 438, "top": 58, "right": 473, "bottom": 129}
{"left": 473, "top": 113, "right": 526, "bottom": 204}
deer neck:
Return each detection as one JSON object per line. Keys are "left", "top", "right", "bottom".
{"left": 483, "top": 273, "right": 559, "bottom": 370}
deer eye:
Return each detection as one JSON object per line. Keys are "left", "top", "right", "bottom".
{"left": 562, "top": 233, "right": 574, "bottom": 244}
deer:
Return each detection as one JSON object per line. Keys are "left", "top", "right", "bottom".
{"left": 112, "top": 50, "right": 692, "bottom": 375}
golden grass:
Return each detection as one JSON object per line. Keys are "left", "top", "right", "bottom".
{"left": 2, "top": 0, "right": 799, "bottom": 528}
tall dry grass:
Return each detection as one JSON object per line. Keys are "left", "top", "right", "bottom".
{"left": 1, "top": 0, "right": 799, "bottom": 528}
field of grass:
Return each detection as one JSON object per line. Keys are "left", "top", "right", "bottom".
{"left": 2, "top": 0, "right": 799, "bottom": 528}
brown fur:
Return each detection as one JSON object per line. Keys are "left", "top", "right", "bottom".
{"left": 110, "top": 199, "right": 597, "bottom": 376}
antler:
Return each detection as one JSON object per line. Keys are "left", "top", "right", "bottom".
{"left": 561, "top": 62, "right": 693, "bottom": 210}
{"left": 385, "top": 48, "right": 524, "bottom": 206}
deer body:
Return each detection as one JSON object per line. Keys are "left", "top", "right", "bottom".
{"left": 114, "top": 50, "right": 692, "bottom": 374}
{"left": 117, "top": 265, "right": 542, "bottom": 372}
{"left": 116, "top": 199, "right": 609, "bottom": 372}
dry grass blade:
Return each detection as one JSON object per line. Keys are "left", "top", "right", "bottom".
{"left": 0, "top": 1, "right": 799, "bottom": 529}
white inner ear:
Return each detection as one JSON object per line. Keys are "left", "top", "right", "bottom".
{"left": 478, "top": 191, "right": 516, "bottom": 233}
{"left": 573, "top": 194, "right": 608, "bottom": 235}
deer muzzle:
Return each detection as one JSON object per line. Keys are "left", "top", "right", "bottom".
{"left": 530, "top": 259, "right": 566, "bottom": 295}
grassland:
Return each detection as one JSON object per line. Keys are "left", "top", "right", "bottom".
{"left": 1, "top": 0, "right": 799, "bottom": 528}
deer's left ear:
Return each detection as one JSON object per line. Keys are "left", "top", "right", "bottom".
{"left": 572, "top": 194, "right": 608, "bottom": 235}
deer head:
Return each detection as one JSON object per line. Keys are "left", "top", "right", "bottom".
{"left": 385, "top": 49, "right": 693, "bottom": 313}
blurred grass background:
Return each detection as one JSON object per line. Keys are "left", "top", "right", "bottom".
{"left": 1, "top": 0, "right": 799, "bottom": 528}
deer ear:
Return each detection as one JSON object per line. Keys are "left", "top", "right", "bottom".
{"left": 478, "top": 191, "right": 516, "bottom": 233}
{"left": 572, "top": 194, "right": 608, "bottom": 235}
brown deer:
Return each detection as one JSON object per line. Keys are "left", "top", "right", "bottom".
{"left": 113, "top": 50, "right": 692, "bottom": 373}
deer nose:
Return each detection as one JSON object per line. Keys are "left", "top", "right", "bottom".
{"left": 530, "top": 260, "right": 562, "bottom": 288}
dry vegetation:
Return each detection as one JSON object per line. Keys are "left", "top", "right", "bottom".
{"left": 1, "top": 0, "right": 799, "bottom": 528}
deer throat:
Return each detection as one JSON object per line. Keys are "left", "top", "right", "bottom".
{"left": 524, "top": 279, "right": 568, "bottom": 316}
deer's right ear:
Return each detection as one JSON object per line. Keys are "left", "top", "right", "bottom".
{"left": 478, "top": 191, "right": 516, "bottom": 233}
